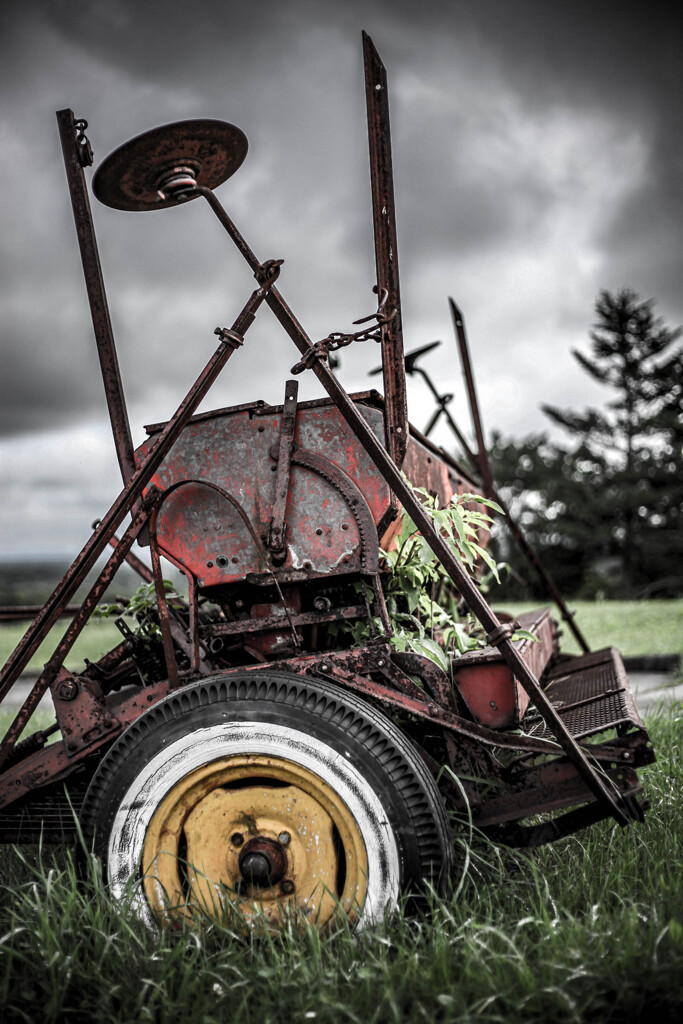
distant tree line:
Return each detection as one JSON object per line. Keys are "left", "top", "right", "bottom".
{"left": 489, "top": 289, "right": 682, "bottom": 599}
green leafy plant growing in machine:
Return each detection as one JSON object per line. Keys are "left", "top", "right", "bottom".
{"left": 345, "top": 487, "right": 535, "bottom": 671}
{"left": 96, "top": 580, "right": 184, "bottom": 640}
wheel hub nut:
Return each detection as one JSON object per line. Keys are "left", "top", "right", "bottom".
{"left": 238, "top": 837, "right": 287, "bottom": 888}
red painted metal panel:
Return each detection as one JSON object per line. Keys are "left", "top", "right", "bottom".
{"left": 454, "top": 610, "right": 556, "bottom": 728}
{"left": 137, "top": 399, "right": 392, "bottom": 585}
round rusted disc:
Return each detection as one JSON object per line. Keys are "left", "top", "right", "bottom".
{"left": 93, "top": 119, "right": 248, "bottom": 211}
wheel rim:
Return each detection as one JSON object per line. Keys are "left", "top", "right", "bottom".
{"left": 106, "top": 720, "right": 400, "bottom": 929}
{"left": 142, "top": 753, "right": 368, "bottom": 926}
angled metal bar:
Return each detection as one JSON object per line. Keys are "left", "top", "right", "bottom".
{"left": 0, "top": 267, "right": 280, "bottom": 705}
{"left": 362, "top": 32, "right": 407, "bottom": 468}
{"left": 56, "top": 109, "right": 136, "bottom": 486}
{"left": 268, "top": 379, "right": 299, "bottom": 558}
{"left": 449, "top": 298, "right": 590, "bottom": 654}
{"left": 0, "top": 495, "right": 155, "bottom": 767}
{"left": 99, "top": 525, "right": 154, "bottom": 584}
{"left": 413, "top": 364, "right": 478, "bottom": 466}
{"left": 449, "top": 298, "right": 494, "bottom": 494}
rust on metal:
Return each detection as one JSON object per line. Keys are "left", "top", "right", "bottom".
{"left": 0, "top": 262, "right": 281, "bottom": 762}
{"left": 363, "top": 31, "right": 407, "bottom": 468}
{"left": 57, "top": 109, "right": 136, "bottom": 487}
{"left": 267, "top": 379, "right": 299, "bottom": 559}
{"left": 92, "top": 119, "right": 248, "bottom": 212}
{"left": 0, "top": 35, "right": 655, "bottom": 866}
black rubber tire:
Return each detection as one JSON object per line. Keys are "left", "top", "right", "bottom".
{"left": 80, "top": 671, "right": 453, "bottom": 926}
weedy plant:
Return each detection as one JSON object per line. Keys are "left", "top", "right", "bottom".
{"left": 341, "top": 486, "right": 536, "bottom": 671}
{"left": 95, "top": 580, "right": 184, "bottom": 641}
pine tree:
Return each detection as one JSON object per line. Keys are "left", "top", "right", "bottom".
{"left": 492, "top": 290, "right": 682, "bottom": 597}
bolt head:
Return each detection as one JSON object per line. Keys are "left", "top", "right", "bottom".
{"left": 57, "top": 680, "right": 78, "bottom": 701}
{"left": 278, "top": 831, "right": 291, "bottom": 845}
{"left": 280, "top": 880, "right": 295, "bottom": 895}
{"left": 231, "top": 832, "right": 244, "bottom": 847}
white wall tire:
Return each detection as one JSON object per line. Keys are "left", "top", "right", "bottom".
{"left": 81, "top": 672, "right": 453, "bottom": 929}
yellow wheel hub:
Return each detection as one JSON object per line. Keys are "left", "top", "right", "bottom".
{"left": 142, "top": 754, "right": 368, "bottom": 926}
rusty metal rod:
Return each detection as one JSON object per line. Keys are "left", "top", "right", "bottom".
{"left": 0, "top": 496, "right": 155, "bottom": 768}
{"left": 0, "top": 606, "right": 82, "bottom": 622}
{"left": 56, "top": 109, "right": 137, "bottom": 487}
{"left": 93, "top": 521, "right": 155, "bottom": 584}
{"left": 0, "top": 268, "right": 279, "bottom": 708}
{"left": 195, "top": 188, "right": 629, "bottom": 825}
{"left": 411, "top": 363, "right": 479, "bottom": 469}
{"left": 448, "top": 298, "right": 591, "bottom": 654}
{"left": 448, "top": 299, "right": 494, "bottom": 495}
{"left": 363, "top": 31, "right": 407, "bottom": 468}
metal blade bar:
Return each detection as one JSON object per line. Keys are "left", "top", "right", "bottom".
{"left": 448, "top": 298, "right": 494, "bottom": 494}
{"left": 449, "top": 298, "right": 590, "bottom": 654}
{"left": 56, "top": 109, "right": 136, "bottom": 487}
{"left": 363, "top": 32, "right": 407, "bottom": 468}
{"left": 268, "top": 379, "right": 299, "bottom": 557}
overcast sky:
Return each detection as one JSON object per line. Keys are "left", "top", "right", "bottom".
{"left": 1, "top": 0, "right": 681, "bottom": 558}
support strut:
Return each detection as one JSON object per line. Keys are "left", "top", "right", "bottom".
{"left": 449, "top": 298, "right": 591, "bottom": 654}
{"left": 0, "top": 263, "right": 281, "bottom": 764}
{"left": 56, "top": 109, "right": 136, "bottom": 486}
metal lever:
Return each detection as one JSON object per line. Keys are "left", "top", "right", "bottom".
{"left": 267, "top": 380, "right": 299, "bottom": 561}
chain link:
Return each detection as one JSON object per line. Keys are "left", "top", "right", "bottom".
{"left": 291, "top": 288, "right": 396, "bottom": 374}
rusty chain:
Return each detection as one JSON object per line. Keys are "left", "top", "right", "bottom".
{"left": 291, "top": 288, "right": 396, "bottom": 374}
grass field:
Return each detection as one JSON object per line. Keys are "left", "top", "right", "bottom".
{"left": 1, "top": 604, "right": 681, "bottom": 1022}
{"left": 0, "top": 708, "right": 680, "bottom": 1023}
{"left": 500, "top": 599, "right": 683, "bottom": 661}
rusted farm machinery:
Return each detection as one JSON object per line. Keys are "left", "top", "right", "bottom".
{"left": 0, "top": 35, "right": 654, "bottom": 929}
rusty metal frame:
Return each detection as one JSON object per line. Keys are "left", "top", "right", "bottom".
{"left": 0, "top": 264, "right": 282, "bottom": 767}
{"left": 185, "top": 161, "right": 633, "bottom": 826}
{"left": 0, "top": 37, "right": 644, "bottom": 838}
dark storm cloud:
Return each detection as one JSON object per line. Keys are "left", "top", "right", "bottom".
{"left": 0, "top": 0, "right": 681, "bottom": 552}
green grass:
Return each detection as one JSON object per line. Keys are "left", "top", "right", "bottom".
{"left": 498, "top": 598, "right": 683, "bottom": 660}
{"left": 0, "top": 709, "right": 681, "bottom": 1023}
{"left": 1, "top": 604, "right": 682, "bottom": 1021}
{"left": 0, "top": 620, "right": 123, "bottom": 674}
